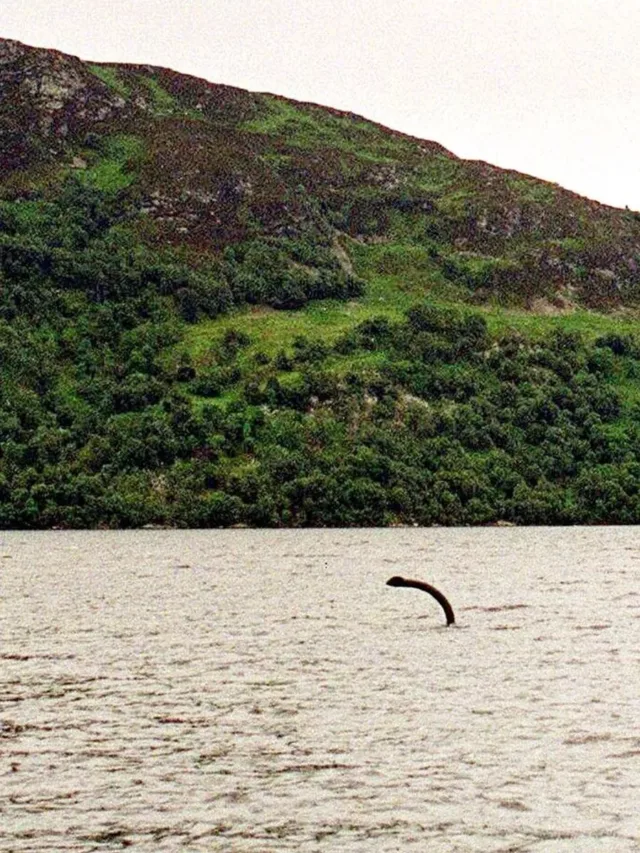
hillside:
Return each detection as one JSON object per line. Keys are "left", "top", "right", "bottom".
{"left": 2, "top": 37, "right": 640, "bottom": 527}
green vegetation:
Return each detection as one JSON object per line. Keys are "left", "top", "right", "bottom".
{"left": 2, "top": 177, "right": 640, "bottom": 528}
{"left": 88, "top": 65, "right": 130, "bottom": 98}
{"left": 139, "top": 75, "right": 177, "bottom": 115}
{"left": 504, "top": 174, "right": 558, "bottom": 204}
{"left": 4, "top": 40, "right": 640, "bottom": 527}
{"left": 242, "top": 96, "right": 411, "bottom": 160}
{"left": 78, "top": 135, "right": 145, "bottom": 192}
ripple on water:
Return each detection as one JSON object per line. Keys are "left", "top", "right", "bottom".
{"left": 1, "top": 527, "right": 639, "bottom": 851}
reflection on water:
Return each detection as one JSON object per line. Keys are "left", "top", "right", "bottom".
{"left": 0, "top": 528, "right": 639, "bottom": 851}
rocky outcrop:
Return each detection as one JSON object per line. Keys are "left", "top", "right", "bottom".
{"left": 0, "top": 39, "right": 125, "bottom": 172}
{"left": 2, "top": 36, "right": 640, "bottom": 308}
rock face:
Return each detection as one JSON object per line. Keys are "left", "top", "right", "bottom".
{"left": 0, "top": 39, "right": 126, "bottom": 172}
{"left": 2, "top": 36, "right": 640, "bottom": 307}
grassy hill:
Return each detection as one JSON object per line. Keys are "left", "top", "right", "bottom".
{"left": 2, "top": 37, "right": 640, "bottom": 527}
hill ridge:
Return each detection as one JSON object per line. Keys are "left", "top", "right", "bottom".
{"left": 3, "top": 38, "right": 640, "bottom": 528}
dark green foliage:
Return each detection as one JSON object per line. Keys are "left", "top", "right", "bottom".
{"left": 594, "top": 332, "right": 637, "bottom": 357}
{"left": 9, "top": 40, "right": 640, "bottom": 529}
{"left": 4, "top": 293, "right": 637, "bottom": 528}
{"left": 221, "top": 239, "right": 363, "bottom": 309}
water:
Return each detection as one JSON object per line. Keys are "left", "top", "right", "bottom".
{"left": 0, "top": 527, "right": 638, "bottom": 852}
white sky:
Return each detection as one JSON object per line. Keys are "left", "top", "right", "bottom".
{"left": 3, "top": 0, "right": 640, "bottom": 209}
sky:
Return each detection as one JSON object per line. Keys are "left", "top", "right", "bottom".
{"left": 3, "top": 0, "right": 640, "bottom": 210}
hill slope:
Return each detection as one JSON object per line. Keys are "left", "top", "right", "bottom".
{"left": 4, "top": 37, "right": 640, "bottom": 308}
{"left": 2, "top": 38, "right": 640, "bottom": 528}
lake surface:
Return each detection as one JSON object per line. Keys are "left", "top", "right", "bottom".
{"left": 1, "top": 528, "right": 639, "bottom": 852}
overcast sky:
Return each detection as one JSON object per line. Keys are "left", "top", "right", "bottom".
{"left": 3, "top": 0, "right": 640, "bottom": 210}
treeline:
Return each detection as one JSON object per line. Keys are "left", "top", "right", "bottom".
{"left": 3, "top": 177, "right": 640, "bottom": 527}
{"left": 0, "top": 177, "right": 363, "bottom": 325}
{"left": 2, "top": 273, "right": 640, "bottom": 526}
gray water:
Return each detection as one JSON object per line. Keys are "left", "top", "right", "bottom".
{"left": 0, "top": 528, "right": 638, "bottom": 852}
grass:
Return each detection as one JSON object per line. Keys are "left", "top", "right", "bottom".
{"left": 413, "top": 157, "right": 462, "bottom": 195}
{"left": 88, "top": 65, "right": 130, "bottom": 98}
{"left": 182, "top": 235, "right": 640, "bottom": 396}
{"left": 352, "top": 241, "right": 433, "bottom": 275}
{"left": 181, "top": 291, "right": 640, "bottom": 418}
{"left": 137, "top": 75, "right": 204, "bottom": 120}
{"left": 437, "top": 187, "right": 472, "bottom": 216}
{"left": 242, "top": 96, "right": 412, "bottom": 161}
{"left": 183, "top": 257, "right": 435, "bottom": 368}
{"left": 90, "top": 66, "right": 202, "bottom": 121}
{"left": 504, "top": 174, "right": 558, "bottom": 204}
{"left": 481, "top": 305, "right": 640, "bottom": 340}
{"left": 79, "top": 135, "right": 144, "bottom": 192}
{"left": 139, "top": 76, "right": 177, "bottom": 115}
